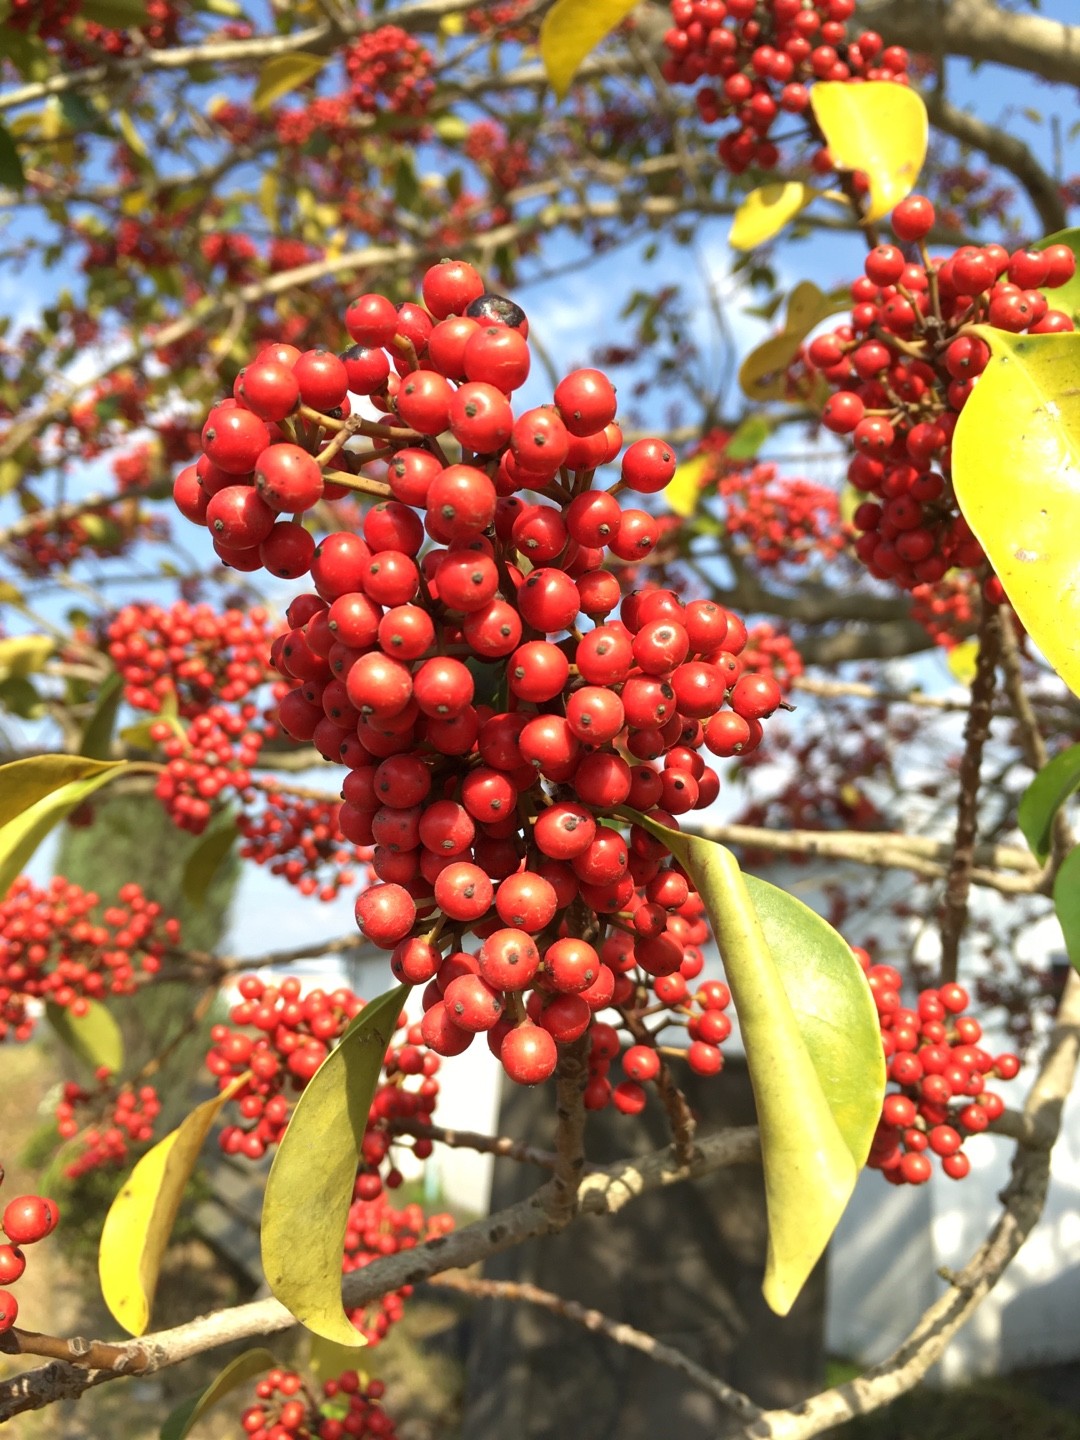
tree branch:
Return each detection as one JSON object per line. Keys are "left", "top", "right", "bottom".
{"left": 428, "top": 1273, "right": 764, "bottom": 1425}
{"left": 938, "top": 604, "right": 1001, "bottom": 983}
{"left": 0, "top": 1126, "right": 761, "bottom": 1423}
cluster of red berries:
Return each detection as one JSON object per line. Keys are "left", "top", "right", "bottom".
{"left": 208, "top": 977, "right": 440, "bottom": 1193}
{"left": 174, "top": 261, "right": 788, "bottom": 1091}
{"left": 241, "top": 1368, "right": 398, "bottom": 1440}
{"left": 908, "top": 574, "right": 982, "bottom": 650}
{"left": 857, "top": 951, "right": 1020, "bottom": 1184}
{"left": 721, "top": 464, "right": 844, "bottom": 571}
{"left": 236, "top": 791, "right": 365, "bottom": 902}
{"left": 344, "top": 26, "right": 434, "bottom": 117}
{"left": 342, "top": 1193, "right": 454, "bottom": 1344}
{"left": 0, "top": 1177, "right": 60, "bottom": 1334}
{"left": 742, "top": 622, "right": 804, "bottom": 691}
{"left": 0, "top": 877, "right": 179, "bottom": 1040}
{"left": 662, "top": 0, "right": 909, "bottom": 175}
{"left": 805, "top": 194, "right": 1076, "bottom": 592}
{"left": 106, "top": 601, "right": 272, "bottom": 716}
{"left": 55, "top": 1072, "right": 162, "bottom": 1180}
{"left": 151, "top": 702, "right": 264, "bottom": 834}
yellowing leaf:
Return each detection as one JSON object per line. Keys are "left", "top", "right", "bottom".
{"left": 46, "top": 999, "right": 124, "bottom": 1076}
{"left": 730, "top": 182, "right": 817, "bottom": 251}
{"left": 810, "top": 82, "right": 928, "bottom": 223}
{"left": 252, "top": 53, "right": 328, "bottom": 112}
{"left": 664, "top": 455, "right": 709, "bottom": 518}
{"left": 627, "top": 814, "right": 883, "bottom": 1315}
{"left": 0, "top": 633, "right": 53, "bottom": 681}
{"left": 738, "top": 281, "right": 848, "bottom": 403}
{"left": 952, "top": 328, "right": 1080, "bottom": 700}
{"left": 116, "top": 110, "right": 148, "bottom": 160}
{"left": 0, "top": 755, "right": 125, "bottom": 897}
{"left": 159, "top": 1348, "right": 278, "bottom": 1440}
{"left": 261, "top": 986, "right": 407, "bottom": 1345}
{"left": 539, "top": 0, "right": 638, "bottom": 101}
{"left": 946, "top": 638, "right": 979, "bottom": 686}
{"left": 99, "top": 1075, "right": 248, "bottom": 1335}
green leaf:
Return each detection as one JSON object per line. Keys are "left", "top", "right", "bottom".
{"left": 116, "top": 110, "right": 149, "bottom": 161}
{"left": 626, "top": 813, "right": 883, "bottom": 1315}
{"left": 951, "top": 329, "right": 1080, "bottom": 701}
{"left": 99, "top": 1075, "right": 247, "bottom": 1335}
{"left": 181, "top": 815, "right": 238, "bottom": 905}
{"left": 1018, "top": 743, "right": 1080, "bottom": 863}
{"left": 261, "top": 985, "right": 408, "bottom": 1344}
{"left": 1035, "top": 227, "right": 1080, "bottom": 324}
{"left": 46, "top": 998, "right": 124, "bottom": 1076}
{"left": 0, "top": 756, "right": 125, "bottom": 897}
{"left": 539, "top": 0, "right": 638, "bottom": 101}
{"left": 252, "top": 53, "right": 328, "bottom": 112}
{"left": 730, "top": 182, "right": 817, "bottom": 252}
{"left": 0, "top": 122, "right": 26, "bottom": 192}
{"left": 725, "top": 415, "right": 771, "bottom": 462}
{"left": 0, "top": 677, "right": 44, "bottom": 720}
{"left": 738, "top": 281, "right": 848, "bottom": 403}
{"left": 1053, "top": 843, "right": 1080, "bottom": 972}
{"left": 80, "top": 672, "right": 124, "bottom": 760}
{"left": 160, "top": 1348, "right": 277, "bottom": 1440}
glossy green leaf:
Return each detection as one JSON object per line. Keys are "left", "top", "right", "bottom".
{"left": 539, "top": 0, "right": 638, "bottom": 101}
{"left": 626, "top": 813, "right": 883, "bottom": 1315}
{"left": 730, "top": 182, "right": 817, "bottom": 251}
{"left": 810, "top": 82, "right": 928, "bottom": 222}
{"left": 1035, "top": 228, "right": 1080, "bottom": 323}
{"left": 159, "top": 1348, "right": 277, "bottom": 1440}
{"left": 261, "top": 986, "right": 408, "bottom": 1345}
{"left": 79, "top": 671, "right": 124, "bottom": 760}
{"left": 181, "top": 814, "right": 238, "bottom": 905}
{"left": 1053, "top": 843, "right": 1080, "bottom": 972}
{"left": 952, "top": 328, "right": 1080, "bottom": 700}
{"left": 99, "top": 1074, "right": 247, "bottom": 1335}
{"left": 46, "top": 999, "right": 124, "bottom": 1076}
{"left": 252, "top": 53, "right": 328, "bottom": 112}
{"left": 0, "top": 122, "right": 26, "bottom": 193}
{"left": 1018, "top": 743, "right": 1080, "bottom": 863}
{"left": 0, "top": 756, "right": 125, "bottom": 897}
{"left": 0, "top": 677, "right": 44, "bottom": 721}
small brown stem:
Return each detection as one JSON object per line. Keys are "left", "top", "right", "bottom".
{"left": 622, "top": 1007, "right": 697, "bottom": 1165}
{"left": 939, "top": 602, "right": 1002, "bottom": 983}
{"left": 541, "top": 1034, "right": 590, "bottom": 1224}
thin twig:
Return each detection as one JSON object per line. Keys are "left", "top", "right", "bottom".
{"left": 939, "top": 604, "right": 1002, "bottom": 983}
{"left": 428, "top": 1274, "right": 763, "bottom": 1424}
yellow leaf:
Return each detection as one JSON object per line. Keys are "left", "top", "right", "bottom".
{"left": 0, "top": 755, "right": 125, "bottom": 897}
{"left": 738, "top": 281, "right": 849, "bottom": 403}
{"left": 730, "top": 182, "right": 817, "bottom": 252}
{"left": 116, "top": 110, "right": 148, "bottom": 161}
{"left": 252, "top": 53, "right": 328, "bottom": 112}
{"left": 0, "top": 633, "right": 53, "bottom": 681}
{"left": 539, "top": 0, "right": 639, "bottom": 101}
{"left": 46, "top": 998, "right": 124, "bottom": 1076}
{"left": 947, "top": 639, "right": 979, "bottom": 686}
{"left": 626, "top": 814, "right": 883, "bottom": 1314}
{"left": 664, "top": 455, "right": 709, "bottom": 518}
{"left": 98, "top": 1075, "right": 248, "bottom": 1335}
{"left": 810, "top": 82, "right": 928, "bottom": 223}
{"left": 0, "top": 459, "right": 21, "bottom": 495}
{"left": 261, "top": 986, "right": 407, "bottom": 1345}
{"left": 839, "top": 484, "right": 861, "bottom": 528}
{"left": 952, "top": 328, "right": 1080, "bottom": 699}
